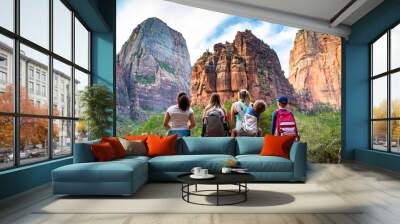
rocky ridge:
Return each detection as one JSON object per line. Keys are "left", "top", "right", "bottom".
{"left": 116, "top": 17, "right": 191, "bottom": 120}
{"left": 191, "top": 30, "right": 296, "bottom": 107}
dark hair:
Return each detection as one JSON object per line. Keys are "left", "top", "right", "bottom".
{"left": 239, "top": 89, "right": 249, "bottom": 101}
{"left": 278, "top": 101, "right": 288, "bottom": 107}
{"left": 177, "top": 92, "right": 187, "bottom": 99}
{"left": 178, "top": 95, "right": 190, "bottom": 111}
{"left": 254, "top": 100, "right": 266, "bottom": 114}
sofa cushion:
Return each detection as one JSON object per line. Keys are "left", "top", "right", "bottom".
{"left": 236, "top": 155, "right": 293, "bottom": 172}
{"left": 236, "top": 137, "right": 264, "bottom": 155}
{"left": 101, "top": 137, "right": 127, "bottom": 158}
{"left": 260, "top": 135, "right": 296, "bottom": 159}
{"left": 149, "top": 154, "right": 235, "bottom": 172}
{"left": 124, "top": 135, "right": 148, "bottom": 142}
{"left": 147, "top": 135, "right": 177, "bottom": 157}
{"left": 179, "top": 137, "right": 235, "bottom": 155}
{"left": 53, "top": 159, "right": 147, "bottom": 183}
{"left": 119, "top": 139, "right": 147, "bottom": 156}
{"left": 91, "top": 142, "right": 118, "bottom": 161}
{"left": 73, "top": 139, "right": 100, "bottom": 163}
{"left": 115, "top": 155, "right": 150, "bottom": 163}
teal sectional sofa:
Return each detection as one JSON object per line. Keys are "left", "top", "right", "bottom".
{"left": 52, "top": 137, "right": 307, "bottom": 196}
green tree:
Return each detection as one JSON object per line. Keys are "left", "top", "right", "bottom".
{"left": 80, "top": 84, "right": 114, "bottom": 140}
{"left": 259, "top": 105, "right": 278, "bottom": 135}
{"left": 295, "top": 109, "right": 341, "bottom": 163}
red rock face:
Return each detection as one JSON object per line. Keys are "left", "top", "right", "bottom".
{"left": 288, "top": 30, "right": 341, "bottom": 110}
{"left": 191, "top": 30, "right": 296, "bottom": 107}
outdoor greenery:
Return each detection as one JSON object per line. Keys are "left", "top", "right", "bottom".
{"left": 294, "top": 108, "right": 341, "bottom": 163}
{"left": 0, "top": 85, "right": 59, "bottom": 150}
{"left": 135, "top": 73, "right": 156, "bottom": 84}
{"left": 156, "top": 59, "right": 175, "bottom": 74}
{"left": 372, "top": 99, "right": 400, "bottom": 148}
{"left": 80, "top": 84, "right": 114, "bottom": 140}
{"left": 259, "top": 104, "right": 277, "bottom": 135}
{"left": 118, "top": 106, "right": 203, "bottom": 137}
{"left": 118, "top": 101, "right": 341, "bottom": 163}
{"left": 259, "top": 104, "right": 341, "bottom": 163}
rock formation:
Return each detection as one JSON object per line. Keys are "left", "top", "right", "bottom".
{"left": 288, "top": 30, "right": 341, "bottom": 110}
{"left": 117, "top": 17, "right": 191, "bottom": 120}
{"left": 191, "top": 30, "right": 295, "bottom": 107}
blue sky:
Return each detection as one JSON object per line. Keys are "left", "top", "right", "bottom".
{"left": 117, "top": 0, "right": 299, "bottom": 76}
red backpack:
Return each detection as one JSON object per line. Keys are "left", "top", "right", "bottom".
{"left": 275, "top": 109, "right": 298, "bottom": 137}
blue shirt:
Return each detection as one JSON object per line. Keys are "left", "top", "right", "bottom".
{"left": 246, "top": 107, "right": 260, "bottom": 119}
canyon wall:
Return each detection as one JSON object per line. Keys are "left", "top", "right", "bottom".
{"left": 288, "top": 30, "right": 341, "bottom": 110}
{"left": 191, "top": 30, "right": 295, "bottom": 107}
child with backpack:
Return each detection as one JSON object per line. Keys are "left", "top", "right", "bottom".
{"left": 202, "top": 93, "right": 229, "bottom": 136}
{"left": 272, "top": 96, "right": 300, "bottom": 140}
{"left": 232, "top": 100, "right": 266, "bottom": 137}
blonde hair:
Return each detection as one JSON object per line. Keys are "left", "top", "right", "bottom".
{"left": 205, "top": 93, "right": 222, "bottom": 111}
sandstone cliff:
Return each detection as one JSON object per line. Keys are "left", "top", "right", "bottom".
{"left": 191, "top": 30, "right": 295, "bottom": 107}
{"left": 117, "top": 17, "right": 191, "bottom": 120}
{"left": 288, "top": 30, "right": 341, "bottom": 110}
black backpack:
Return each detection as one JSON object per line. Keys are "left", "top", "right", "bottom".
{"left": 202, "top": 108, "right": 228, "bottom": 137}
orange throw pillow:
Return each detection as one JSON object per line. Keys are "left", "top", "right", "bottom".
{"left": 146, "top": 135, "right": 177, "bottom": 157}
{"left": 101, "top": 137, "right": 127, "bottom": 158}
{"left": 91, "top": 142, "right": 117, "bottom": 162}
{"left": 124, "top": 135, "right": 148, "bottom": 142}
{"left": 260, "top": 135, "right": 296, "bottom": 159}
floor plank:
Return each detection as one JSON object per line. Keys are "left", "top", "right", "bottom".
{"left": 1, "top": 162, "right": 400, "bottom": 224}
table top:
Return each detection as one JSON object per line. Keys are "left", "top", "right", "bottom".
{"left": 177, "top": 172, "right": 255, "bottom": 185}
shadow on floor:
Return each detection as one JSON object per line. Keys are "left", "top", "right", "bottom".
{"left": 202, "top": 190, "right": 295, "bottom": 207}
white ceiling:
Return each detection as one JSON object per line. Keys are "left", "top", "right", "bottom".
{"left": 225, "top": 0, "right": 352, "bottom": 22}
{"left": 166, "top": 0, "right": 384, "bottom": 38}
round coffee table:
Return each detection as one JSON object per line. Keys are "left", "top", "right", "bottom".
{"left": 177, "top": 173, "right": 255, "bottom": 206}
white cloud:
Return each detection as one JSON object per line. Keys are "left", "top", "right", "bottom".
{"left": 117, "top": 0, "right": 299, "bottom": 75}
{"left": 253, "top": 24, "right": 298, "bottom": 75}
{"left": 117, "top": 0, "right": 229, "bottom": 61}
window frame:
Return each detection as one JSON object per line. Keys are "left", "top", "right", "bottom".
{"left": 370, "top": 21, "right": 400, "bottom": 154}
{"left": 0, "top": 0, "right": 91, "bottom": 171}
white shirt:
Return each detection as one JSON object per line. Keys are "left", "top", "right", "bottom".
{"left": 166, "top": 105, "right": 193, "bottom": 130}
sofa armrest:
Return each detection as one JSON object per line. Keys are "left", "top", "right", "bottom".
{"left": 73, "top": 140, "right": 100, "bottom": 163}
{"left": 289, "top": 141, "right": 307, "bottom": 181}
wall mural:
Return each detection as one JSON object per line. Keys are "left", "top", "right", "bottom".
{"left": 116, "top": 0, "right": 342, "bottom": 162}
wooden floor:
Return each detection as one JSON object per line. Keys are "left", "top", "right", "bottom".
{"left": 1, "top": 162, "right": 400, "bottom": 224}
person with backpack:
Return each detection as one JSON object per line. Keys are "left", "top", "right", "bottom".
{"left": 201, "top": 93, "right": 229, "bottom": 136}
{"left": 230, "top": 89, "right": 251, "bottom": 132}
{"left": 232, "top": 100, "right": 267, "bottom": 137}
{"left": 272, "top": 96, "right": 300, "bottom": 140}
{"left": 163, "top": 92, "right": 196, "bottom": 137}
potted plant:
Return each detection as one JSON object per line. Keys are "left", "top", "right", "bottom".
{"left": 79, "top": 84, "right": 114, "bottom": 140}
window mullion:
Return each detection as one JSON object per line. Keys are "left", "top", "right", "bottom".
{"left": 387, "top": 30, "right": 391, "bottom": 152}
{"left": 13, "top": 0, "right": 20, "bottom": 167}
{"left": 48, "top": 0, "right": 54, "bottom": 160}
{"left": 0, "top": 0, "right": 86, "bottom": 170}
{"left": 71, "top": 10, "right": 76, "bottom": 155}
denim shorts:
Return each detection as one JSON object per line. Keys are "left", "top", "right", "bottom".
{"left": 168, "top": 129, "right": 191, "bottom": 137}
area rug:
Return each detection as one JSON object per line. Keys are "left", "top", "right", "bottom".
{"left": 37, "top": 183, "right": 361, "bottom": 214}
